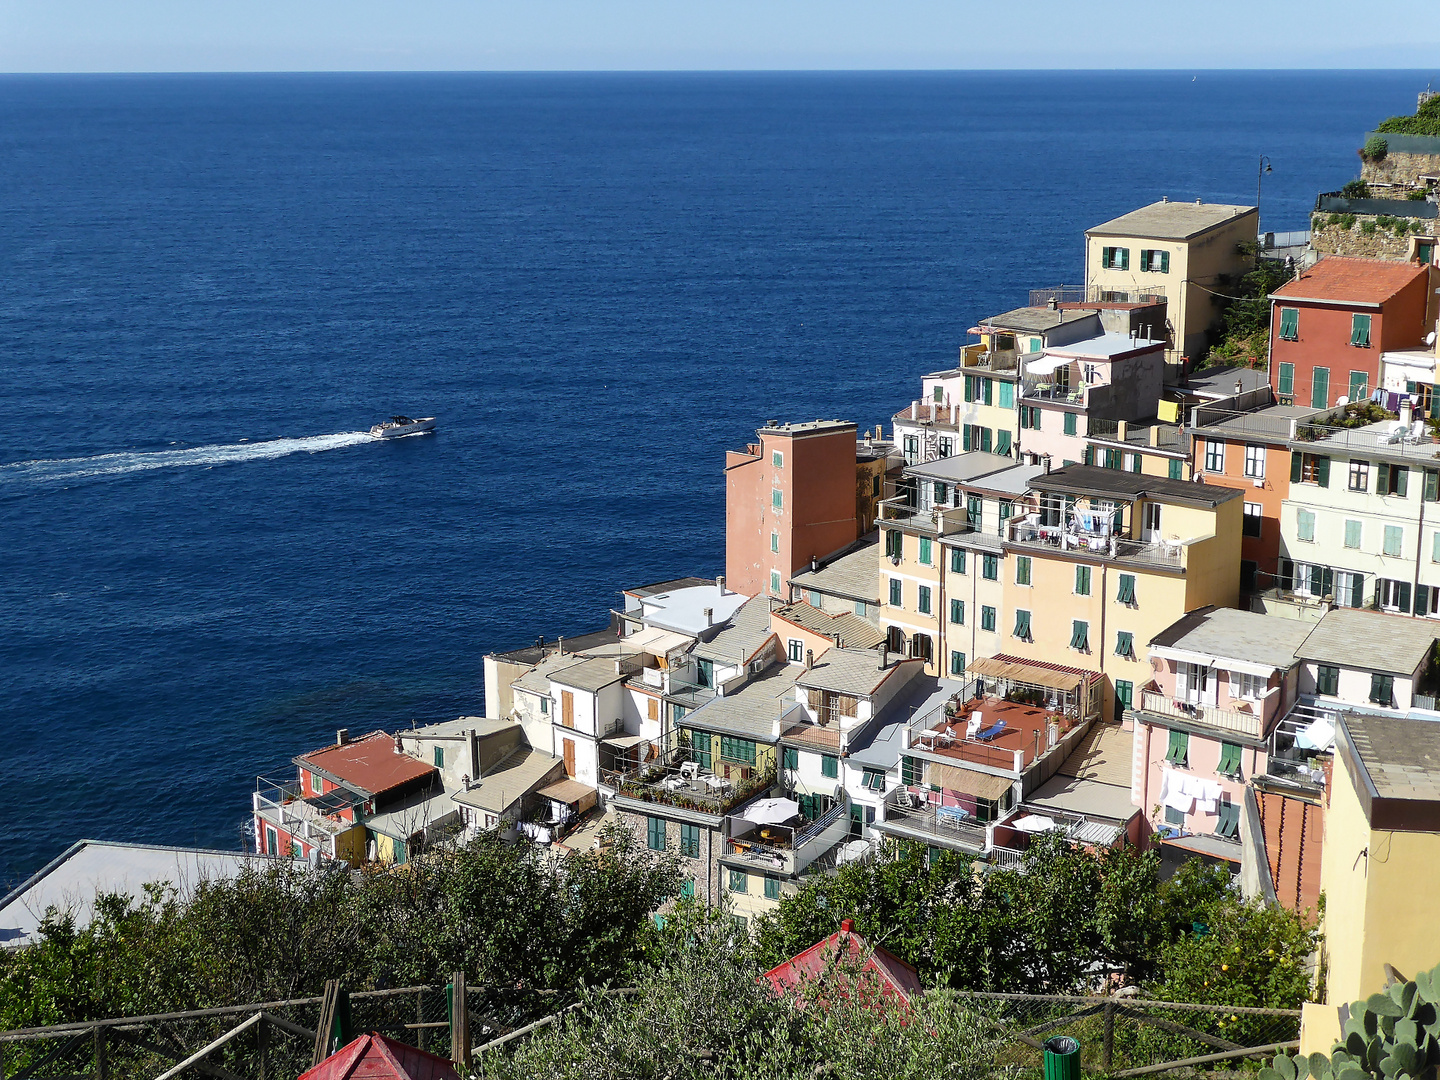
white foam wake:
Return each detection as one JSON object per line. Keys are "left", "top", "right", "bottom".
{"left": 1, "top": 432, "right": 372, "bottom": 487}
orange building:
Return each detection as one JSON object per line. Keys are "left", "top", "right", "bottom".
{"left": 726, "top": 421, "right": 864, "bottom": 599}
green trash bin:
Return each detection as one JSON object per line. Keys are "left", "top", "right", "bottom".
{"left": 1043, "top": 1035, "right": 1081, "bottom": 1080}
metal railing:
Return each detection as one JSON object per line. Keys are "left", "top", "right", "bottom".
{"left": 1006, "top": 522, "right": 1186, "bottom": 569}
{"left": 1138, "top": 691, "right": 1264, "bottom": 739}
{"left": 881, "top": 795, "right": 989, "bottom": 850}
{"left": 1028, "top": 285, "right": 1085, "bottom": 307}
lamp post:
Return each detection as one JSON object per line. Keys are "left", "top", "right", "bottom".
{"left": 1257, "top": 155, "right": 1273, "bottom": 226}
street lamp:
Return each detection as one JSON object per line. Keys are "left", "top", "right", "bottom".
{"left": 1257, "top": 155, "right": 1273, "bottom": 224}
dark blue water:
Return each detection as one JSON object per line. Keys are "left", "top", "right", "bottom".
{"left": 0, "top": 71, "right": 1422, "bottom": 883}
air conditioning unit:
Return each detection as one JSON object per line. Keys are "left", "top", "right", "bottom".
{"left": 750, "top": 660, "right": 765, "bottom": 675}
{"left": 1253, "top": 478, "right": 1265, "bottom": 488}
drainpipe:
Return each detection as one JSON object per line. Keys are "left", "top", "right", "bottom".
{"left": 1099, "top": 563, "right": 1110, "bottom": 719}
{"left": 1413, "top": 482, "right": 1429, "bottom": 619}
{"left": 937, "top": 531, "right": 947, "bottom": 679}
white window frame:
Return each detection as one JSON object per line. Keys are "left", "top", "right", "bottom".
{"left": 310, "top": 772, "right": 323, "bottom": 795}
{"left": 788, "top": 638, "right": 804, "bottom": 663}
{"left": 1349, "top": 459, "right": 1370, "bottom": 492}
{"left": 1233, "top": 672, "right": 1266, "bottom": 701}
{"left": 1243, "top": 444, "right": 1265, "bottom": 479}
{"left": 1379, "top": 578, "right": 1408, "bottom": 612}
{"left": 1243, "top": 502, "right": 1262, "bottom": 538}
{"left": 772, "top": 450, "right": 784, "bottom": 468}
{"left": 1204, "top": 440, "right": 1225, "bottom": 473}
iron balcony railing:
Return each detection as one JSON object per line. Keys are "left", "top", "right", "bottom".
{"left": 1138, "top": 690, "right": 1265, "bottom": 739}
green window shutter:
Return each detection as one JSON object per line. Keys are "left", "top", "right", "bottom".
{"left": 1397, "top": 467, "right": 1410, "bottom": 498}
{"left": 1419, "top": 584, "right": 1431, "bottom": 616}
{"left": 729, "top": 869, "right": 747, "bottom": 893}
{"left": 1290, "top": 453, "right": 1303, "bottom": 483}
{"left": 950, "top": 651, "right": 966, "bottom": 676}
{"left": 1084, "top": 445, "right": 1094, "bottom": 466}
{"left": 1426, "top": 470, "right": 1440, "bottom": 502}
{"left": 1398, "top": 582, "right": 1412, "bottom": 613}
{"left": 821, "top": 754, "right": 839, "bottom": 779}
{"left": 1169, "top": 458, "right": 1183, "bottom": 480}
{"left": 962, "top": 425, "right": 972, "bottom": 452}
{"left": 1165, "top": 729, "right": 1189, "bottom": 765}
{"left": 1278, "top": 362, "right": 1294, "bottom": 396}
{"left": 996, "top": 430, "right": 1013, "bottom": 455}
{"left": 1070, "top": 620, "right": 1089, "bottom": 651}
{"left": 1016, "top": 556, "right": 1031, "bottom": 586}
{"left": 980, "top": 428, "right": 993, "bottom": 453}
{"left": 1159, "top": 251, "right": 1170, "bottom": 273}
{"left": 981, "top": 606, "right": 996, "bottom": 631}
{"left": 433, "top": 746, "right": 444, "bottom": 768}
{"left": 1384, "top": 525, "right": 1403, "bottom": 556}
{"left": 1345, "top": 519, "right": 1362, "bottom": 548}
{"left": 1317, "top": 664, "right": 1339, "bottom": 696}
{"left": 919, "top": 536, "right": 932, "bottom": 564}
{"left": 1297, "top": 509, "right": 1314, "bottom": 542}
{"left": 1217, "top": 743, "right": 1242, "bottom": 777}
{"left": 782, "top": 746, "right": 798, "bottom": 770}
{"left": 1279, "top": 307, "right": 1298, "bottom": 340}
{"left": 1351, "top": 313, "right": 1372, "bottom": 347}
{"left": 764, "top": 876, "right": 780, "bottom": 900}
{"left": 999, "top": 382, "right": 1014, "bottom": 409}
{"left": 1311, "top": 368, "right": 1330, "bottom": 410}
{"left": 1214, "top": 802, "right": 1239, "bottom": 839}
{"left": 1064, "top": 412, "right": 1077, "bottom": 436}
{"left": 889, "top": 578, "right": 902, "bottom": 606}
{"left": 1014, "top": 609, "right": 1032, "bottom": 639}
{"left": 647, "top": 816, "right": 666, "bottom": 851}
{"left": 950, "top": 598, "right": 964, "bottom": 624}
{"left": 1115, "top": 631, "right": 1133, "bottom": 657}
{"left": 680, "top": 823, "right": 700, "bottom": 858}
{"left": 1117, "top": 574, "right": 1136, "bottom": 604}
{"left": 1075, "top": 565, "right": 1091, "bottom": 595}
{"left": 863, "top": 768, "right": 886, "bottom": 792}
{"left": 918, "top": 585, "right": 931, "bottom": 614}
{"left": 1349, "top": 371, "right": 1368, "bottom": 401}
{"left": 1132, "top": 453, "right": 1143, "bottom": 473}
{"left": 1315, "top": 456, "right": 1330, "bottom": 488}
{"left": 1101, "top": 248, "right": 1111, "bottom": 269}
{"left": 983, "top": 379, "right": 993, "bottom": 406}
{"left": 982, "top": 554, "right": 998, "bottom": 580}
{"left": 951, "top": 548, "right": 966, "bottom": 573}
{"left": 1378, "top": 462, "right": 1391, "bottom": 494}
{"left": 964, "top": 375, "right": 975, "bottom": 403}
{"left": 1119, "top": 248, "right": 1129, "bottom": 270}
{"left": 1116, "top": 680, "right": 1134, "bottom": 710}
{"left": 901, "top": 755, "right": 921, "bottom": 785}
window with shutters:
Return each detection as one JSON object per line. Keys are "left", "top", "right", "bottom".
{"left": 1370, "top": 673, "right": 1395, "bottom": 707}
{"left": 1380, "top": 463, "right": 1410, "bottom": 497}
{"left": 1294, "top": 453, "right": 1330, "bottom": 486}
{"left": 1233, "top": 674, "right": 1265, "bottom": 701}
{"left": 902, "top": 434, "right": 920, "bottom": 464}
{"left": 999, "top": 382, "right": 1014, "bottom": 408}
{"left": 788, "top": 638, "right": 804, "bottom": 662}
{"left": 917, "top": 585, "right": 932, "bottom": 615}
{"left": 1013, "top": 609, "right": 1032, "bottom": 641}
{"left": 1334, "top": 570, "right": 1366, "bottom": 608}
{"left": 764, "top": 876, "right": 781, "bottom": 900}
{"left": 729, "top": 869, "right": 748, "bottom": 894}
{"left": 1351, "top": 313, "right": 1372, "bottom": 347}
{"left": 939, "top": 436, "right": 953, "bottom": 457}
{"left": 770, "top": 570, "right": 781, "bottom": 595}
{"left": 862, "top": 768, "right": 886, "bottom": 792}
{"left": 901, "top": 755, "right": 921, "bottom": 785}
{"left": 1312, "top": 367, "right": 1331, "bottom": 410}
{"left": 949, "top": 651, "right": 966, "bottom": 676}
{"left": 981, "top": 606, "right": 996, "bottom": 632}
{"left": 1015, "top": 556, "right": 1032, "bottom": 586}
{"left": 1426, "top": 470, "right": 1440, "bottom": 502}
{"left": 1384, "top": 525, "right": 1404, "bottom": 557}
{"left": 918, "top": 536, "right": 932, "bottom": 565}
{"left": 821, "top": 754, "right": 839, "bottom": 779}
{"left": 950, "top": 547, "right": 966, "bottom": 574}
{"left": 1115, "top": 631, "right": 1134, "bottom": 658}
{"left": 1101, "top": 246, "right": 1130, "bottom": 270}
{"left": 967, "top": 495, "right": 983, "bottom": 526}
{"left": 982, "top": 554, "right": 998, "bottom": 580}
{"left": 1074, "top": 565, "right": 1092, "bottom": 595}
{"left": 1243, "top": 444, "right": 1265, "bottom": 478}
{"left": 1344, "top": 520, "right": 1362, "bottom": 549}
{"left": 782, "top": 746, "right": 798, "bottom": 770}
{"left": 433, "top": 746, "right": 444, "bottom": 769}
{"left": 1315, "top": 664, "right": 1340, "bottom": 696}
{"left": 996, "top": 430, "right": 1013, "bottom": 456}
{"left": 1243, "top": 502, "right": 1262, "bottom": 538}
{"left": 1204, "top": 440, "right": 1225, "bottom": 472}
{"left": 1070, "top": 620, "right": 1089, "bottom": 652}
{"left": 720, "top": 736, "right": 757, "bottom": 764}
{"left": 679, "top": 823, "right": 700, "bottom": 858}
{"left": 885, "top": 529, "right": 903, "bottom": 558}
{"left": 1214, "top": 801, "right": 1241, "bottom": 839}
{"left": 1296, "top": 509, "right": 1315, "bottom": 542}
{"left": 1103, "top": 448, "right": 1122, "bottom": 470}
{"left": 1277, "top": 362, "right": 1295, "bottom": 401}
{"left": 1349, "top": 370, "right": 1369, "bottom": 402}
{"left": 770, "top": 530, "right": 779, "bottom": 553}
{"left": 1115, "top": 680, "right": 1134, "bottom": 713}
{"left": 949, "top": 598, "right": 965, "bottom": 624}
{"left": 1116, "top": 573, "right": 1137, "bottom": 605}
{"left": 1063, "top": 412, "right": 1077, "bottom": 436}
{"left": 771, "top": 488, "right": 783, "bottom": 510}
{"left": 1140, "top": 249, "right": 1170, "bottom": 273}
{"left": 889, "top": 578, "right": 902, "bottom": 607}
{"left": 1278, "top": 307, "right": 1299, "bottom": 340}
{"left": 1169, "top": 458, "right": 1183, "bottom": 480}
{"left": 1434, "top": 531, "right": 1440, "bottom": 562}
{"left": 1379, "top": 578, "right": 1412, "bottom": 613}
{"left": 647, "top": 816, "right": 666, "bottom": 851}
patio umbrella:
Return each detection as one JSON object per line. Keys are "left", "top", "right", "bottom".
{"left": 744, "top": 798, "right": 801, "bottom": 826}
{"left": 1012, "top": 814, "right": 1060, "bottom": 833}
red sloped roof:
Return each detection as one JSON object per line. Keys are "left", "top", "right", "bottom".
{"left": 299, "top": 732, "right": 437, "bottom": 798}
{"left": 299, "top": 1032, "right": 460, "bottom": 1080}
{"left": 760, "top": 920, "right": 925, "bottom": 1005}
{"left": 1271, "top": 255, "right": 1428, "bottom": 306}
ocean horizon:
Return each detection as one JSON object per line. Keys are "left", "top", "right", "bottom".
{"left": 0, "top": 69, "right": 1424, "bottom": 886}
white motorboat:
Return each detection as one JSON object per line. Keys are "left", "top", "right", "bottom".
{"left": 368, "top": 416, "right": 436, "bottom": 439}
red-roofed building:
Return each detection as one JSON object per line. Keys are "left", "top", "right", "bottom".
{"left": 299, "top": 1032, "right": 460, "bottom": 1080}
{"left": 761, "top": 919, "right": 925, "bottom": 1007}
{"left": 1268, "top": 256, "right": 1433, "bottom": 411}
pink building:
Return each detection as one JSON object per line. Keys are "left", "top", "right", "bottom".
{"left": 1128, "top": 607, "right": 1316, "bottom": 871}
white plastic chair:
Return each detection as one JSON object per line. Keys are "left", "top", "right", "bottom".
{"left": 966, "top": 712, "right": 983, "bottom": 739}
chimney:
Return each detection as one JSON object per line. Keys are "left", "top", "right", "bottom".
{"left": 336, "top": 728, "right": 349, "bottom": 745}
{"left": 1048, "top": 296, "right": 1058, "bottom": 310}
{"left": 703, "top": 606, "right": 714, "bottom": 627}
{"left": 1161, "top": 195, "right": 1169, "bottom": 203}
{"left": 615, "top": 659, "right": 623, "bottom": 675}
{"left": 840, "top": 918, "right": 854, "bottom": 934}
{"left": 716, "top": 574, "right": 726, "bottom": 594}
{"left": 879, "top": 643, "right": 888, "bottom": 668}
{"left": 810, "top": 555, "right": 819, "bottom": 573}
{"left": 557, "top": 635, "right": 564, "bottom": 654}
{"left": 1235, "top": 379, "right": 1243, "bottom": 397}
{"left": 393, "top": 733, "right": 403, "bottom": 755}
{"left": 468, "top": 728, "right": 481, "bottom": 782}
{"left": 804, "top": 649, "right": 814, "bottom": 670}
{"left": 1195, "top": 198, "right": 1202, "bottom": 205}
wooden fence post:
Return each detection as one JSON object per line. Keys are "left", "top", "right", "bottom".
{"left": 450, "top": 972, "right": 469, "bottom": 1069}
{"left": 93, "top": 1025, "right": 106, "bottom": 1080}
{"left": 257, "top": 1014, "right": 269, "bottom": 1080}
{"left": 416, "top": 987, "right": 426, "bottom": 1054}
{"left": 1103, "top": 1000, "right": 1115, "bottom": 1072}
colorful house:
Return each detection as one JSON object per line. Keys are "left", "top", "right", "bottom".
{"left": 761, "top": 918, "right": 925, "bottom": 1006}
{"left": 299, "top": 1032, "right": 460, "bottom": 1080}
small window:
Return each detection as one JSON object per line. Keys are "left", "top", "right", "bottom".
{"left": 862, "top": 768, "right": 886, "bottom": 791}
{"left": 1277, "top": 362, "right": 1295, "bottom": 399}
{"left": 949, "top": 650, "right": 966, "bottom": 676}
{"left": 1243, "top": 502, "right": 1262, "bottom": 538}
{"left": 821, "top": 754, "right": 839, "bottom": 779}
{"left": 901, "top": 755, "right": 921, "bottom": 785}
{"left": 1384, "top": 525, "right": 1404, "bottom": 557}
{"left": 1312, "top": 367, "right": 1331, "bottom": 410}
{"left": 1164, "top": 805, "right": 1185, "bottom": 826}
{"left": 1351, "top": 313, "right": 1372, "bottom": 347}
{"left": 885, "top": 529, "right": 903, "bottom": 559}
{"left": 1296, "top": 509, "right": 1315, "bottom": 542}
{"left": 1349, "top": 371, "right": 1369, "bottom": 402}
{"left": 889, "top": 578, "right": 902, "bottom": 607}
{"left": 917, "top": 585, "right": 932, "bottom": 615}
{"left": 998, "top": 382, "right": 1014, "bottom": 409}
{"left": 1074, "top": 565, "right": 1092, "bottom": 595}
{"left": 782, "top": 746, "right": 798, "bottom": 770}
{"left": 981, "top": 606, "right": 996, "bottom": 632}
{"left": 1204, "top": 440, "right": 1225, "bottom": 473}
{"left": 1213, "top": 801, "right": 1241, "bottom": 839}
{"left": 788, "top": 638, "right": 804, "bottom": 663}
{"left": 1115, "top": 630, "right": 1134, "bottom": 658}
{"left": 309, "top": 772, "right": 323, "bottom": 795}
{"left": 1063, "top": 412, "right": 1077, "bottom": 436}
{"left": 1070, "top": 620, "right": 1089, "bottom": 652}
{"left": 918, "top": 536, "right": 932, "bottom": 565}
{"left": 967, "top": 495, "right": 983, "bottom": 526}
{"left": 1380, "top": 463, "right": 1410, "bottom": 498}
{"left": 1101, "top": 246, "right": 1130, "bottom": 270}
{"left": 433, "top": 746, "right": 444, "bottom": 769}
{"left": 1349, "top": 459, "right": 1370, "bottom": 491}
{"left": 729, "top": 869, "right": 748, "bottom": 894}
{"left": 764, "top": 876, "right": 781, "bottom": 900}
{"left": 647, "top": 816, "right": 666, "bottom": 851}
{"left": 982, "top": 554, "right": 998, "bottom": 580}
{"left": 771, "top": 488, "right": 783, "bottom": 510}
{"left": 1292, "top": 453, "right": 1330, "bottom": 487}
{"left": 1344, "top": 519, "right": 1362, "bottom": 549}
{"left": 1315, "top": 664, "right": 1340, "bottom": 696}
{"left": 540, "top": 696, "right": 549, "bottom": 715}
{"left": 1116, "top": 573, "right": 1137, "bottom": 605}
{"left": 1013, "top": 609, "right": 1033, "bottom": 641}
{"left": 950, "top": 548, "right": 966, "bottom": 574}
{"left": 680, "top": 823, "right": 700, "bottom": 858}
{"left": 1370, "top": 673, "right": 1395, "bottom": 707}
{"left": 1165, "top": 728, "right": 1189, "bottom": 766}
{"left": 1278, "top": 307, "right": 1299, "bottom": 341}
{"left": 770, "top": 570, "right": 781, "bottom": 596}
{"left": 1243, "top": 445, "right": 1265, "bottom": 479}
{"left": 949, "top": 598, "right": 965, "bottom": 624}
{"left": 1140, "top": 249, "right": 1170, "bottom": 273}
{"left": 1015, "top": 556, "right": 1032, "bottom": 586}
{"left": 772, "top": 450, "right": 784, "bottom": 468}
{"left": 770, "top": 530, "right": 779, "bottom": 553}
{"left": 933, "top": 386, "right": 944, "bottom": 403}
{"left": 1168, "top": 458, "right": 1183, "bottom": 480}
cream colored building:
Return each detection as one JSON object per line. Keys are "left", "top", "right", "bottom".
{"left": 1086, "top": 199, "right": 1258, "bottom": 362}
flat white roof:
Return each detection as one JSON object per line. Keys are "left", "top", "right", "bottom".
{"left": 637, "top": 584, "right": 748, "bottom": 636}
{"left": 1, "top": 840, "right": 288, "bottom": 949}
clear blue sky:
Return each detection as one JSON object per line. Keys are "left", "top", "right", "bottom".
{"left": 0, "top": 0, "right": 1437, "bottom": 73}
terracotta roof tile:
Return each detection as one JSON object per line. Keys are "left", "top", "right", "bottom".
{"left": 1272, "top": 255, "right": 1427, "bottom": 306}
{"left": 298, "top": 731, "right": 437, "bottom": 799}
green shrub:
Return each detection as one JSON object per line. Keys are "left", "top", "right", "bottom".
{"left": 1341, "top": 214, "right": 1358, "bottom": 230}
{"left": 1375, "top": 95, "right": 1440, "bottom": 137}
{"left": 1409, "top": 189, "right": 1430, "bottom": 201}
{"left": 1361, "top": 135, "right": 1389, "bottom": 161}
{"left": 1343, "top": 179, "right": 1373, "bottom": 199}
{"left": 1361, "top": 221, "right": 1377, "bottom": 235}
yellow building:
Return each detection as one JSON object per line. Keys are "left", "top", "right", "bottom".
{"left": 877, "top": 454, "right": 1043, "bottom": 677}
{"left": 999, "top": 465, "right": 1243, "bottom": 720}
{"left": 1086, "top": 199, "right": 1258, "bottom": 362}
{"left": 1320, "top": 713, "right": 1440, "bottom": 1006}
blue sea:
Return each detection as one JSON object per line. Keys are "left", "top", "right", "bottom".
{"left": 0, "top": 70, "right": 1423, "bottom": 884}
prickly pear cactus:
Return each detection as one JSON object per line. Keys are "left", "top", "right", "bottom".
{"left": 1264, "top": 964, "right": 1440, "bottom": 1080}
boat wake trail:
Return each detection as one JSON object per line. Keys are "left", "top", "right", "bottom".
{"left": 1, "top": 432, "right": 371, "bottom": 489}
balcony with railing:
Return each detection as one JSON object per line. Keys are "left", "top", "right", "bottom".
{"left": 722, "top": 798, "right": 851, "bottom": 876}
{"left": 878, "top": 788, "right": 989, "bottom": 853}
{"left": 1262, "top": 702, "right": 1337, "bottom": 793}
{"left": 1136, "top": 689, "right": 1267, "bottom": 739}
{"left": 901, "top": 677, "right": 1084, "bottom": 774}
{"left": 878, "top": 496, "right": 976, "bottom": 537}
{"left": 604, "top": 753, "right": 777, "bottom": 818}
{"left": 1006, "top": 514, "right": 1186, "bottom": 570}
{"left": 252, "top": 777, "right": 360, "bottom": 841}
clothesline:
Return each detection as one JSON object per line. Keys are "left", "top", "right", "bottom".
{"left": 1159, "top": 769, "right": 1223, "bottom": 815}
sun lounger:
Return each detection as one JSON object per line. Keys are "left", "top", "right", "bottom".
{"left": 975, "top": 718, "right": 1008, "bottom": 742}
